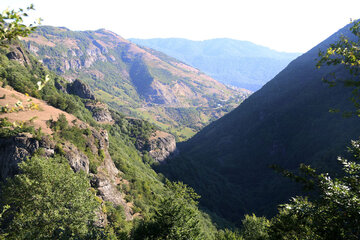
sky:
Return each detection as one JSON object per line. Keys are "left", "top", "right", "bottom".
{"left": 1, "top": 0, "right": 359, "bottom": 53}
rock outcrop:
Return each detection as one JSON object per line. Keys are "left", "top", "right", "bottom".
{"left": 85, "top": 102, "right": 113, "bottom": 123}
{"left": 67, "top": 79, "right": 96, "bottom": 100}
{"left": 91, "top": 128, "right": 133, "bottom": 220}
{"left": 148, "top": 131, "right": 177, "bottom": 162}
{"left": 61, "top": 143, "right": 90, "bottom": 173}
{"left": 0, "top": 133, "right": 54, "bottom": 181}
{"left": 6, "top": 46, "right": 31, "bottom": 67}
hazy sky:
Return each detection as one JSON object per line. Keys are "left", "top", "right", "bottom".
{"left": 1, "top": 0, "right": 359, "bottom": 53}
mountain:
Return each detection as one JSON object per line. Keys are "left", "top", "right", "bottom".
{"left": 157, "top": 22, "right": 360, "bottom": 224}
{"left": 129, "top": 38, "right": 301, "bottom": 91}
{"left": 0, "top": 41, "right": 221, "bottom": 238}
{"left": 22, "top": 26, "right": 251, "bottom": 140}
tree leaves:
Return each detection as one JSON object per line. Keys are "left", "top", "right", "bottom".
{"left": 0, "top": 5, "right": 41, "bottom": 47}
{"left": 0, "top": 156, "right": 99, "bottom": 239}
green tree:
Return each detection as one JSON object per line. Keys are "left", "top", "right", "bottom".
{"left": 241, "top": 214, "right": 270, "bottom": 240}
{"left": 0, "top": 156, "right": 99, "bottom": 239}
{"left": 268, "top": 140, "right": 360, "bottom": 239}
{"left": 317, "top": 20, "right": 360, "bottom": 114}
{"left": 131, "top": 181, "right": 204, "bottom": 240}
{"left": 0, "top": 4, "right": 40, "bottom": 46}
{"left": 216, "top": 229, "right": 243, "bottom": 240}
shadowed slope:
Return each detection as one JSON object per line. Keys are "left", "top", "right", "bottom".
{"left": 158, "top": 22, "right": 360, "bottom": 224}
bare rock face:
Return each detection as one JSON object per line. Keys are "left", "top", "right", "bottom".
{"left": 91, "top": 128, "right": 133, "bottom": 220}
{"left": 148, "top": 131, "right": 177, "bottom": 162}
{"left": 0, "top": 133, "right": 90, "bottom": 180}
{"left": 61, "top": 143, "right": 90, "bottom": 174}
{"left": 0, "top": 133, "right": 39, "bottom": 181}
{"left": 0, "top": 134, "right": 56, "bottom": 181}
{"left": 6, "top": 46, "right": 31, "bottom": 67}
{"left": 85, "top": 102, "right": 113, "bottom": 123}
{"left": 92, "top": 172, "right": 133, "bottom": 221}
{"left": 67, "top": 79, "right": 96, "bottom": 100}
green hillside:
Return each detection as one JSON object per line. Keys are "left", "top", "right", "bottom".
{"left": 0, "top": 40, "right": 222, "bottom": 239}
{"left": 22, "top": 26, "right": 251, "bottom": 141}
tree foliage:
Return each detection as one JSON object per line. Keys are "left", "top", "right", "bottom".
{"left": 0, "top": 156, "right": 99, "bottom": 239}
{"left": 268, "top": 139, "right": 360, "bottom": 239}
{"left": 317, "top": 20, "right": 360, "bottom": 114}
{"left": 0, "top": 4, "right": 40, "bottom": 46}
{"left": 131, "top": 181, "right": 204, "bottom": 240}
{"left": 241, "top": 214, "right": 270, "bottom": 240}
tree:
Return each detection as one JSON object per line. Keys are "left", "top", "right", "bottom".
{"left": 317, "top": 20, "right": 360, "bottom": 114}
{"left": 268, "top": 140, "right": 360, "bottom": 239}
{"left": 216, "top": 229, "right": 243, "bottom": 240}
{"left": 241, "top": 214, "right": 270, "bottom": 240}
{"left": 0, "top": 156, "right": 99, "bottom": 239}
{"left": 131, "top": 181, "right": 204, "bottom": 240}
{"left": 0, "top": 4, "right": 40, "bottom": 47}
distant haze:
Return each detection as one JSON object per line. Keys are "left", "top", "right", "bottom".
{"left": 130, "top": 38, "right": 301, "bottom": 90}
{"left": 1, "top": 0, "right": 360, "bottom": 52}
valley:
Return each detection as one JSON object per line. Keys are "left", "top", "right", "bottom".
{"left": 0, "top": 4, "right": 360, "bottom": 239}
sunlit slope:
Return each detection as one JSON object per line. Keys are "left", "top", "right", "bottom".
{"left": 23, "top": 26, "right": 251, "bottom": 140}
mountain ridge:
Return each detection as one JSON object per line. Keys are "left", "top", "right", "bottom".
{"left": 22, "top": 26, "right": 251, "bottom": 140}
{"left": 129, "top": 37, "right": 301, "bottom": 90}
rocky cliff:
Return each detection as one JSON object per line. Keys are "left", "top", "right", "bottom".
{"left": 148, "top": 131, "right": 177, "bottom": 162}
{"left": 0, "top": 133, "right": 53, "bottom": 181}
{"left": 85, "top": 101, "right": 113, "bottom": 123}
{"left": 66, "top": 79, "right": 96, "bottom": 100}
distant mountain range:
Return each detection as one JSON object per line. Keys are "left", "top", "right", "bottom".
{"left": 22, "top": 26, "right": 250, "bottom": 140}
{"left": 158, "top": 22, "right": 360, "bottom": 223}
{"left": 130, "top": 38, "right": 301, "bottom": 91}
